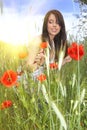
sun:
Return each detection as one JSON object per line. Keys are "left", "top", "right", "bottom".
{"left": 0, "top": 14, "right": 43, "bottom": 45}
{"left": 0, "top": 17, "right": 29, "bottom": 45}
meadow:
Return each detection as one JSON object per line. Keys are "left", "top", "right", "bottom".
{"left": 0, "top": 38, "right": 87, "bottom": 130}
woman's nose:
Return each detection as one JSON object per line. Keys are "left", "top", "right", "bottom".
{"left": 53, "top": 22, "right": 57, "bottom": 26}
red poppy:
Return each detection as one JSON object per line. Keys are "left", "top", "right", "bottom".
{"left": 1, "top": 100, "right": 13, "bottom": 109}
{"left": 40, "top": 42, "right": 48, "bottom": 49}
{"left": 67, "top": 42, "right": 84, "bottom": 60}
{"left": 1, "top": 70, "right": 17, "bottom": 87}
{"left": 37, "top": 74, "right": 46, "bottom": 82}
{"left": 19, "top": 51, "right": 28, "bottom": 59}
{"left": 50, "top": 62, "right": 58, "bottom": 69}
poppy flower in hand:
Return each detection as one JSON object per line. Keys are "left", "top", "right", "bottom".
{"left": 1, "top": 70, "right": 17, "bottom": 87}
{"left": 40, "top": 42, "right": 48, "bottom": 49}
{"left": 1, "top": 100, "right": 13, "bottom": 109}
{"left": 67, "top": 42, "right": 84, "bottom": 60}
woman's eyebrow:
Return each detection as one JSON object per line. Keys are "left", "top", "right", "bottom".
{"left": 48, "top": 19, "right": 54, "bottom": 21}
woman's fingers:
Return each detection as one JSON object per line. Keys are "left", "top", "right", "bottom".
{"left": 64, "top": 56, "right": 72, "bottom": 63}
{"left": 62, "top": 56, "right": 72, "bottom": 65}
{"left": 34, "top": 51, "right": 45, "bottom": 64}
{"left": 65, "top": 56, "right": 72, "bottom": 62}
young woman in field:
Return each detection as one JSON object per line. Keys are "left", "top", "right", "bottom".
{"left": 26, "top": 9, "right": 72, "bottom": 79}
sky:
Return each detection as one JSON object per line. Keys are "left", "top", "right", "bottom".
{"left": 0, "top": 0, "right": 80, "bottom": 45}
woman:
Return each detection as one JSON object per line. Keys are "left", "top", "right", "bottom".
{"left": 26, "top": 9, "right": 71, "bottom": 79}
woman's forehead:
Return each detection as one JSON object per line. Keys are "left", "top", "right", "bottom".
{"left": 48, "top": 14, "right": 56, "bottom": 20}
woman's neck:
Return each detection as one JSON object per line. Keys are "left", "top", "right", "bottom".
{"left": 49, "top": 34, "right": 54, "bottom": 41}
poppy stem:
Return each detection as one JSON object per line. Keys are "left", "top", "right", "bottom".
{"left": 77, "top": 59, "right": 81, "bottom": 129}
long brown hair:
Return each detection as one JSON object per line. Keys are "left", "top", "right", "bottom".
{"left": 42, "top": 9, "right": 67, "bottom": 60}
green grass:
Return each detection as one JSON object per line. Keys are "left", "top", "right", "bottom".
{"left": 0, "top": 40, "right": 87, "bottom": 130}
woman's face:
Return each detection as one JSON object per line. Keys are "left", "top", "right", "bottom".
{"left": 47, "top": 13, "right": 61, "bottom": 40}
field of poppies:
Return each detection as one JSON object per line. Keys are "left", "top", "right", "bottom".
{"left": 0, "top": 38, "right": 87, "bottom": 130}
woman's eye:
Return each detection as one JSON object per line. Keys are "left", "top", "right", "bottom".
{"left": 48, "top": 20, "right": 59, "bottom": 25}
{"left": 49, "top": 21, "right": 53, "bottom": 24}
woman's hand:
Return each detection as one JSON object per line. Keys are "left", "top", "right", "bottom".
{"left": 62, "top": 55, "right": 72, "bottom": 65}
{"left": 33, "top": 49, "right": 45, "bottom": 66}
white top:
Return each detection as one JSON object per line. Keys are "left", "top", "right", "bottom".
{"left": 49, "top": 40, "right": 55, "bottom": 63}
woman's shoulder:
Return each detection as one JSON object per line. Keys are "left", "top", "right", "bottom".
{"left": 28, "top": 35, "right": 42, "bottom": 47}
{"left": 34, "top": 35, "right": 42, "bottom": 44}
{"left": 35, "top": 34, "right": 42, "bottom": 39}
